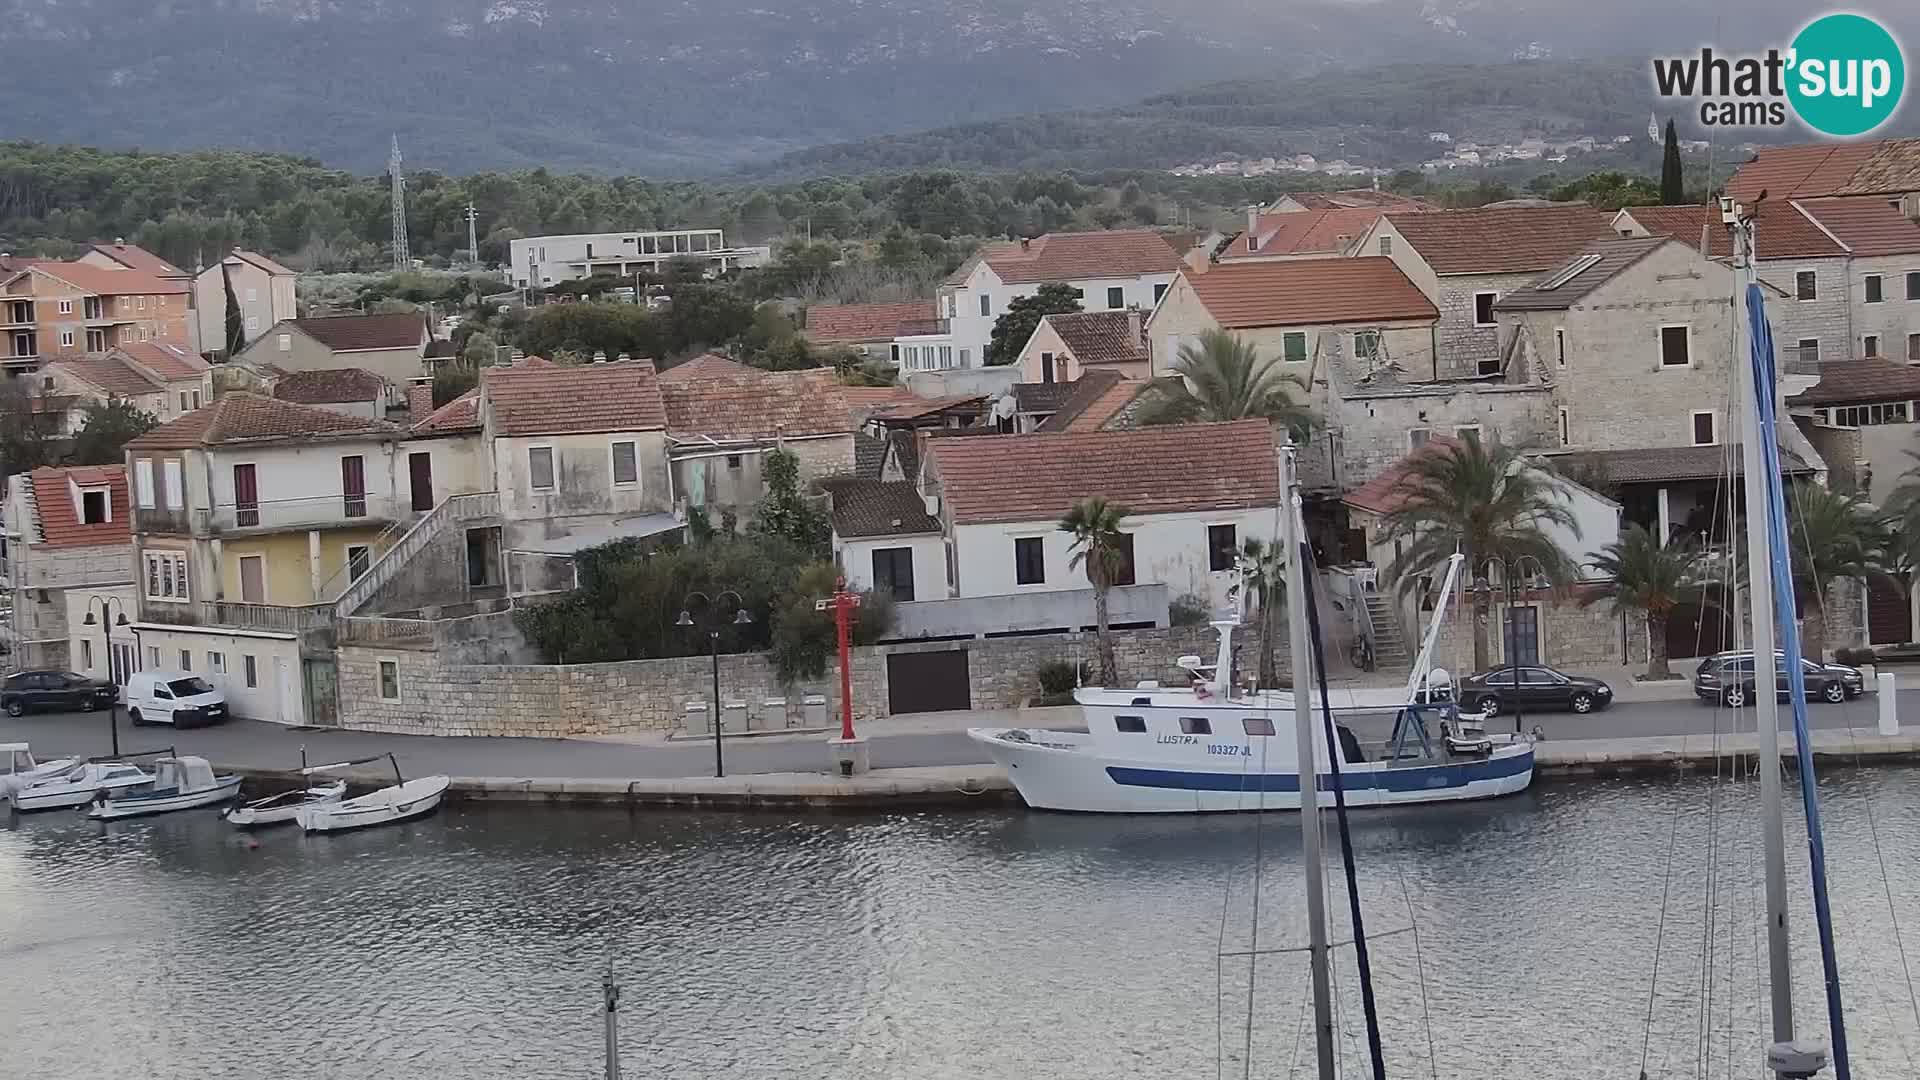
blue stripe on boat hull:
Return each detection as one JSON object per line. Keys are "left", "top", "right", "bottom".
{"left": 1106, "top": 752, "right": 1532, "bottom": 793}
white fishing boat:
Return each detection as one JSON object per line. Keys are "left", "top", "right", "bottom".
{"left": 970, "top": 461, "right": 1534, "bottom": 813}
{"left": 223, "top": 753, "right": 400, "bottom": 828}
{"left": 85, "top": 756, "right": 240, "bottom": 820}
{"left": 296, "top": 769, "right": 450, "bottom": 833}
{"left": 1, "top": 743, "right": 82, "bottom": 788}
{"left": 12, "top": 760, "right": 157, "bottom": 812}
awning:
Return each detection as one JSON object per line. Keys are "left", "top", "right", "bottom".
{"left": 509, "top": 514, "right": 684, "bottom": 556}
{"left": 1555, "top": 444, "right": 1816, "bottom": 486}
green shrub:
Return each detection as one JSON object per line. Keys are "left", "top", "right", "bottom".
{"left": 1169, "top": 593, "right": 1211, "bottom": 626}
{"left": 1036, "top": 660, "right": 1086, "bottom": 695}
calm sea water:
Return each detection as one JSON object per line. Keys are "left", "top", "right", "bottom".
{"left": 3, "top": 770, "right": 1919, "bottom": 1079}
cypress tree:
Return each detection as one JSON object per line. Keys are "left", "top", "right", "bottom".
{"left": 222, "top": 258, "right": 244, "bottom": 357}
{"left": 1660, "top": 120, "right": 1685, "bottom": 205}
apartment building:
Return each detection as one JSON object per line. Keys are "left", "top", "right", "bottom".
{"left": 2, "top": 466, "right": 136, "bottom": 675}
{"left": 1, "top": 262, "right": 192, "bottom": 373}
{"left": 509, "top": 228, "right": 771, "bottom": 290}
{"left": 42, "top": 342, "right": 211, "bottom": 424}
{"left": 193, "top": 250, "right": 298, "bottom": 354}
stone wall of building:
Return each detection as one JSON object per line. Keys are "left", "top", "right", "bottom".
{"left": 1432, "top": 271, "right": 1537, "bottom": 379}
{"left": 1327, "top": 384, "right": 1555, "bottom": 490}
{"left": 1421, "top": 593, "right": 1647, "bottom": 676}
{"left": 1757, "top": 257, "right": 1853, "bottom": 367}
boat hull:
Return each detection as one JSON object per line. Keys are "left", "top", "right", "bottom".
{"left": 13, "top": 771, "right": 155, "bottom": 812}
{"left": 85, "top": 776, "right": 242, "bottom": 820}
{"left": 222, "top": 781, "right": 349, "bottom": 828}
{"left": 969, "top": 728, "right": 1534, "bottom": 813}
{"left": 297, "top": 776, "right": 450, "bottom": 833}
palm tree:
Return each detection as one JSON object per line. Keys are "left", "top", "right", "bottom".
{"left": 1136, "top": 329, "right": 1313, "bottom": 439}
{"left": 1237, "top": 537, "right": 1287, "bottom": 688}
{"left": 1581, "top": 524, "right": 1703, "bottom": 680}
{"left": 1786, "top": 482, "right": 1885, "bottom": 662}
{"left": 1380, "top": 436, "right": 1578, "bottom": 672}
{"left": 1060, "top": 497, "right": 1132, "bottom": 686}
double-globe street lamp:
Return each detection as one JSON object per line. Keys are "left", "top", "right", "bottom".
{"left": 1473, "top": 555, "right": 1551, "bottom": 735}
{"left": 676, "top": 589, "right": 753, "bottom": 779}
{"left": 79, "top": 595, "right": 132, "bottom": 758}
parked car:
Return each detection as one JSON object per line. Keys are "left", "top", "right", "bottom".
{"left": 1458, "top": 665, "right": 1614, "bottom": 716}
{"left": 0, "top": 670, "right": 116, "bottom": 716}
{"left": 1692, "top": 652, "right": 1865, "bottom": 707}
{"left": 124, "top": 671, "right": 230, "bottom": 728}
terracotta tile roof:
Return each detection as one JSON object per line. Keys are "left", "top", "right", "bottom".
{"left": 26, "top": 465, "right": 131, "bottom": 548}
{"left": 1011, "top": 382, "right": 1077, "bottom": 414}
{"left": 511, "top": 355, "right": 556, "bottom": 369}
{"left": 290, "top": 313, "right": 427, "bottom": 352}
{"left": 1044, "top": 310, "right": 1146, "bottom": 366}
{"left": 410, "top": 390, "right": 482, "bottom": 436}
{"left": 805, "top": 301, "right": 938, "bottom": 344}
{"left": 89, "top": 243, "right": 186, "bottom": 278}
{"left": 1837, "top": 139, "right": 1920, "bottom": 197}
{"left": 1276, "top": 190, "right": 1432, "bottom": 211}
{"left": 1795, "top": 196, "right": 1920, "bottom": 257}
{"left": 927, "top": 419, "right": 1278, "bottom": 525}
{"left": 1183, "top": 257, "right": 1437, "bottom": 328}
{"left": 820, "top": 477, "right": 941, "bottom": 538}
{"left": 405, "top": 383, "right": 434, "bottom": 420}
{"left": 1725, "top": 141, "right": 1897, "bottom": 202}
{"left": 658, "top": 352, "right": 755, "bottom": 383}
{"left": 1789, "top": 359, "right": 1920, "bottom": 407}
{"left": 967, "top": 229, "right": 1183, "bottom": 285}
{"left": 229, "top": 249, "right": 295, "bottom": 276}
{"left": 662, "top": 371, "right": 851, "bottom": 439}
{"left": 484, "top": 359, "right": 667, "bottom": 435}
{"left": 1341, "top": 437, "right": 1464, "bottom": 516}
{"left": 1493, "top": 237, "right": 1674, "bottom": 312}
{"left": 1229, "top": 207, "right": 1388, "bottom": 258}
{"left": 868, "top": 394, "right": 989, "bottom": 424}
{"left": 1033, "top": 369, "right": 1128, "bottom": 433}
{"left": 126, "top": 392, "right": 399, "bottom": 450}
{"left": 843, "top": 386, "right": 924, "bottom": 415}
{"left": 28, "top": 261, "right": 185, "bottom": 295}
{"left": 1384, "top": 205, "right": 1616, "bottom": 275}
{"left": 853, "top": 431, "right": 888, "bottom": 477}
{"left": 272, "top": 367, "right": 386, "bottom": 404}
{"left": 1561, "top": 444, "right": 1813, "bottom": 485}
{"left": 50, "top": 354, "right": 163, "bottom": 397}
{"left": 116, "top": 342, "right": 207, "bottom": 382}
{"left": 1616, "top": 202, "right": 1847, "bottom": 259}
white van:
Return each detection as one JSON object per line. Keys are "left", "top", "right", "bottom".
{"left": 125, "top": 671, "right": 230, "bottom": 728}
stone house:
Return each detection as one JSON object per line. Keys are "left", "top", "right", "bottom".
{"left": 270, "top": 367, "right": 389, "bottom": 421}
{"left": 1355, "top": 205, "right": 1616, "bottom": 380}
{"left": 1015, "top": 308, "right": 1150, "bottom": 384}
{"left": 192, "top": 250, "right": 298, "bottom": 354}
{"left": 658, "top": 366, "right": 854, "bottom": 517}
{"left": 236, "top": 313, "right": 431, "bottom": 386}
{"left": 823, "top": 477, "right": 946, "bottom": 603}
{"left": 2, "top": 465, "right": 135, "bottom": 675}
{"left": 803, "top": 301, "right": 936, "bottom": 359}
{"left": 42, "top": 341, "right": 211, "bottom": 426}
{"left": 1218, "top": 206, "right": 1407, "bottom": 263}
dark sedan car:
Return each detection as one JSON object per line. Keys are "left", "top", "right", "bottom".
{"left": 1693, "top": 652, "right": 1865, "bottom": 707}
{"left": 1, "top": 670, "right": 116, "bottom": 716}
{"left": 1458, "top": 664, "right": 1614, "bottom": 716}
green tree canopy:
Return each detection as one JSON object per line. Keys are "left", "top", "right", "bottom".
{"left": 1580, "top": 523, "right": 1703, "bottom": 680}
{"left": 986, "top": 282, "right": 1081, "bottom": 366}
{"left": 70, "top": 400, "right": 158, "bottom": 465}
{"left": 1135, "top": 329, "right": 1313, "bottom": 439}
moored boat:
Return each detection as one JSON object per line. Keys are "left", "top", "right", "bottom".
{"left": 12, "top": 760, "right": 157, "bottom": 812}
{"left": 221, "top": 752, "right": 397, "bottom": 828}
{"left": 85, "top": 756, "right": 240, "bottom": 820}
{"left": 1, "top": 743, "right": 82, "bottom": 789}
{"left": 296, "top": 763, "right": 450, "bottom": 833}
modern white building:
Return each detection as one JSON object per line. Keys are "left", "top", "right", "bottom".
{"left": 509, "top": 229, "right": 772, "bottom": 290}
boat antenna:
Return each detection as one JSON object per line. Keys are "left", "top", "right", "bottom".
{"left": 1299, "top": 531, "right": 1387, "bottom": 1079}
{"left": 1282, "top": 439, "right": 1337, "bottom": 1079}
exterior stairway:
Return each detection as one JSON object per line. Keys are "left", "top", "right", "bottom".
{"left": 1362, "top": 592, "right": 1413, "bottom": 674}
{"left": 334, "top": 491, "right": 499, "bottom": 617}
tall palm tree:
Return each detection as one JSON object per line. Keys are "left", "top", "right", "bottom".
{"left": 1060, "top": 497, "right": 1132, "bottom": 686}
{"left": 1786, "top": 482, "right": 1885, "bottom": 662}
{"left": 1237, "top": 537, "right": 1287, "bottom": 688}
{"left": 1136, "top": 329, "right": 1313, "bottom": 439}
{"left": 1581, "top": 524, "right": 1703, "bottom": 680}
{"left": 1380, "top": 436, "right": 1578, "bottom": 672}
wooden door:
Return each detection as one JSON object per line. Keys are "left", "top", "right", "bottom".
{"left": 408, "top": 452, "right": 434, "bottom": 512}
{"left": 341, "top": 455, "right": 367, "bottom": 517}
{"left": 239, "top": 555, "right": 266, "bottom": 603}
{"left": 233, "top": 463, "right": 259, "bottom": 526}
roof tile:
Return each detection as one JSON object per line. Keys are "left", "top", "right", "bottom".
{"left": 1725, "top": 140, "right": 1900, "bottom": 202}
{"left": 484, "top": 359, "right": 667, "bottom": 436}
{"left": 272, "top": 367, "right": 386, "bottom": 404}
{"left": 1493, "top": 236, "right": 1674, "bottom": 312}
{"left": 410, "top": 389, "right": 482, "bottom": 436}
{"left": 1794, "top": 196, "right": 1920, "bottom": 257}
{"left": 661, "top": 371, "right": 851, "bottom": 439}
{"left": 290, "top": 313, "right": 427, "bottom": 352}
{"left": 1385, "top": 205, "right": 1616, "bottom": 275}
{"left": 971, "top": 229, "right": 1183, "bottom": 285}
{"left": 23, "top": 261, "right": 185, "bottom": 296}
{"left": 1228, "top": 207, "right": 1393, "bottom": 258}
{"left": 1789, "top": 359, "right": 1920, "bottom": 407}
{"left": 89, "top": 243, "right": 186, "bottom": 278}
{"left": 51, "top": 354, "right": 163, "bottom": 397}
{"left": 27, "top": 465, "right": 131, "bottom": 548}
{"left": 1183, "top": 257, "right": 1437, "bottom": 328}
{"left": 805, "top": 301, "right": 938, "bottom": 343}
{"left": 1043, "top": 310, "right": 1146, "bottom": 366}
{"left": 658, "top": 352, "right": 756, "bottom": 383}
{"left": 821, "top": 477, "right": 941, "bottom": 538}
{"left": 1617, "top": 202, "right": 1847, "bottom": 259}
{"left": 125, "top": 392, "right": 399, "bottom": 450}
{"left": 116, "top": 342, "right": 207, "bottom": 382}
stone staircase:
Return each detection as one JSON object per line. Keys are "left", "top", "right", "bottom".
{"left": 334, "top": 491, "right": 500, "bottom": 617}
{"left": 1362, "top": 592, "right": 1413, "bottom": 674}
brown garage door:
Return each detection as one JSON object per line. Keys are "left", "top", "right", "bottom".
{"left": 887, "top": 650, "right": 971, "bottom": 714}
{"left": 1869, "top": 575, "right": 1911, "bottom": 645}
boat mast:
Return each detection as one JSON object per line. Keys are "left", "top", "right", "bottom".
{"left": 1283, "top": 440, "right": 1337, "bottom": 1079}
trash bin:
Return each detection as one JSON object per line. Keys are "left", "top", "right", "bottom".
{"left": 684, "top": 701, "right": 711, "bottom": 735}
{"left": 761, "top": 697, "right": 790, "bottom": 730}
{"left": 803, "top": 694, "right": 828, "bottom": 727}
{"left": 721, "top": 700, "right": 749, "bottom": 733}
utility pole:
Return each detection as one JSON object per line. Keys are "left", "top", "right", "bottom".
{"left": 389, "top": 135, "right": 411, "bottom": 272}
{"left": 1284, "top": 441, "right": 1336, "bottom": 1079}
{"left": 465, "top": 202, "right": 480, "bottom": 268}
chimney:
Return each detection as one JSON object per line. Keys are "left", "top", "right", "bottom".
{"left": 1020, "top": 236, "right": 1031, "bottom": 251}
{"left": 1245, "top": 207, "right": 1259, "bottom": 252}
{"left": 1127, "top": 306, "right": 1142, "bottom": 347}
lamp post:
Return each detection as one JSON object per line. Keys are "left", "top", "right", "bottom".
{"left": 1477, "top": 556, "right": 1549, "bottom": 735}
{"left": 79, "top": 595, "right": 131, "bottom": 759}
{"left": 677, "top": 589, "right": 752, "bottom": 779}
{"left": 814, "top": 578, "right": 862, "bottom": 741}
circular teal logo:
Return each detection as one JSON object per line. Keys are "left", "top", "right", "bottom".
{"left": 1787, "top": 13, "right": 1906, "bottom": 136}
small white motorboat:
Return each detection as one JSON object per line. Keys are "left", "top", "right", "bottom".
{"left": 297, "top": 769, "right": 451, "bottom": 834}
{"left": 12, "top": 760, "right": 157, "bottom": 812}
{"left": 86, "top": 756, "right": 240, "bottom": 820}
{"left": 1, "top": 743, "right": 82, "bottom": 788}
{"left": 221, "top": 752, "right": 391, "bottom": 828}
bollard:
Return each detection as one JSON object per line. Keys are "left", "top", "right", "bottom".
{"left": 1877, "top": 671, "right": 1898, "bottom": 736}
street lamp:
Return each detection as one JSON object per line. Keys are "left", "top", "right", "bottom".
{"left": 79, "top": 595, "right": 132, "bottom": 758}
{"left": 677, "top": 589, "right": 753, "bottom": 778}
{"left": 1475, "top": 556, "right": 1550, "bottom": 735}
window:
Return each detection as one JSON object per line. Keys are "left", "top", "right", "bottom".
{"left": 1115, "top": 715, "right": 1147, "bottom": 733}
{"left": 1039, "top": 352, "right": 1055, "bottom": 383}
{"left": 1282, "top": 332, "right": 1307, "bottom": 364}
{"left": 178, "top": 391, "right": 189, "bottom": 412}
{"left": 378, "top": 659, "right": 400, "bottom": 701}
{"left": 85, "top": 328, "right": 105, "bottom": 351}
{"left": 192, "top": 390, "right": 201, "bottom": 409}
{"left": 1153, "top": 283, "right": 1168, "bottom": 303}
{"left": 1179, "top": 717, "right": 1212, "bottom": 735}
{"left": 347, "top": 544, "right": 371, "bottom": 581}
{"left": 81, "top": 640, "right": 93, "bottom": 670}
{"left": 1353, "top": 330, "right": 1381, "bottom": 362}
{"left": 1472, "top": 291, "right": 1498, "bottom": 326}
{"left": 1865, "top": 274, "right": 1884, "bottom": 303}
{"left": 1660, "top": 325, "right": 1691, "bottom": 367}
{"left": 1454, "top": 425, "right": 1484, "bottom": 444}
{"left": 1796, "top": 270, "right": 1818, "bottom": 300}
{"left": 1692, "top": 410, "right": 1717, "bottom": 446}
{"left": 959, "top": 348, "right": 971, "bottom": 367}
{"left": 1557, "top": 406, "right": 1571, "bottom": 447}
{"left": 979, "top": 294, "right": 991, "bottom": 317}
{"left": 1014, "top": 536, "right": 1045, "bottom": 585}
{"left": 80, "top": 488, "right": 109, "bottom": 524}
{"left": 244, "top": 316, "right": 259, "bottom": 333}
{"left": 245, "top": 288, "right": 258, "bottom": 303}
{"left": 1830, "top": 402, "right": 1911, "bottom": 426}
{"left": 1408, "top": 427, "right": 1431, "bottom": 449}
{"left": 944, "top": 294, "right": 956, "bottom": 318}
{"left": 726, "top": 454, "right": 742, "bottom": 469}
{"left": 1378, "top": 236, "right": 1392, "bottom": 256}
{"left": 143, "top": 550, "right": 190, "bottom": 602}
{"left": 1242, "top": 717, "right": 1276, "bottom": 736}
{"left": 1107, "top": 286, "right": 1124, "bottom": 309}
{"left": 134, "top": 459, "right": 156, "bottom": 508}
{"left": 244, "top": 655, "right": 257, "bottom": 689}
{"left": 1208, "top": 524, "right": 1238, "bottom": 572}
{"left": 528, "top": 446, "right": 556, "bottom": 491}
{"left": 1554, "top": 328, "right": 1567, "bottom": 367}
{"left": 1798, "top": 338, "right": 1820, "bottom": 366}
{"left": 1093, "top": 533, "right": 1136, "bottom": 587}
{"left": 276, "top": 333, "right": 291, "bottom": 352}
{"left": 209, "top": 652, "right": 225, "bottom": 675}
{"left": 147, "top": 646, "right": 160, "bottom": 668}
{"left": 872, "top": 547, "right": 915, "bottom": 602}
{"left": 59, "top": 330, "right": 74, "bottom": 348}
{"left": 610, "top": 441, "right": 638, "bottom": 487}
{"left": 938, "top": 345, "right": 952, "bottom": 368}
{"left": 1864, "top": 335, "right": 1881, "bottom": 357}
{"left": 179, "top": 650, "right": 191, "bottom": 671}
{"left": 58, "top": 299, "right": 72, "bottom": 314}
{"left": 161, "top": 459, "right": 183, "bottom": 511}
{"left": 1909, "top": 333, "right": 1920, "bottom": 362}
{"left": 1908, "top": 271, "right": 1920, "bottom": 300}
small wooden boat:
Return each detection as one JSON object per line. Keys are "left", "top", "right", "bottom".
{"left": 1, "top": 743, "right": 82, "bottom": 788}
{"left": 221, "top": 752, "right": 390, "bottom": 828}
{"left": 296, "top": 760, "right": 450, "bottom": 833}
{"left": 13, "top": 761, "right": 157, "bottom": 812}
{"left": 86, "top": 756, "right": 240, "bottom": 820}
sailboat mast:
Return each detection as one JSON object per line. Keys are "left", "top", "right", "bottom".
{"left": 1283, "top": 441, "right": 1337, "bottom": 1079}
{"left": 1727, "top": 199, "right": 1797, "bottom": 1045}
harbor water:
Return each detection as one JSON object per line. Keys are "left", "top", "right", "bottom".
{"left": 4, "top": 768, "right": 1919, "bottom": 1079}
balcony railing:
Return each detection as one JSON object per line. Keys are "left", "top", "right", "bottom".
{"left": 140, "top": 600, "right": 335, "bottom": 636}
{"left": 136, "top": 494, "right": 406, "bottom": 536}
{"left": 1783, "top": 345, "right": 1823, "bottom": 377}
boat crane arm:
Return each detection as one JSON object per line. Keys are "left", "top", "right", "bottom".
{"left": 1402, "top": 551, "right": 1465, "bottom": 702}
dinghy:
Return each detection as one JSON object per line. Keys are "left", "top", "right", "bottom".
{"left": 221, "top": 753, "right": 394, "bottom": 828}
{"left": 296, "top": 769, "right": 450, "bottom": 833}
{"left": 85, "top": 756, "right": 240, "bottom": 820}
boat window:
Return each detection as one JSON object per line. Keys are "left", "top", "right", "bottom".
{"left": 1114, "top": 715, "right": 1147, "bottom": 733}
{"left": 1180, "top": 717, "right": 1212, "bottom": 735}
{"left": 1130, "top": 697, "right": 1152, "bottom": 706}
{"left": 1242, "top": 717, "right": 1276, "bottom": 736}
{"left": 167, "top": 677, "right": 214, "bottom": 696}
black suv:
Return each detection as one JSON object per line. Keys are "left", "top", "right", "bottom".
{"left": 1693, "top": 652, "right": 1865, "bottom": 707}
{"left": 1, "top": 670, "right": 117, "bottom": 716}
